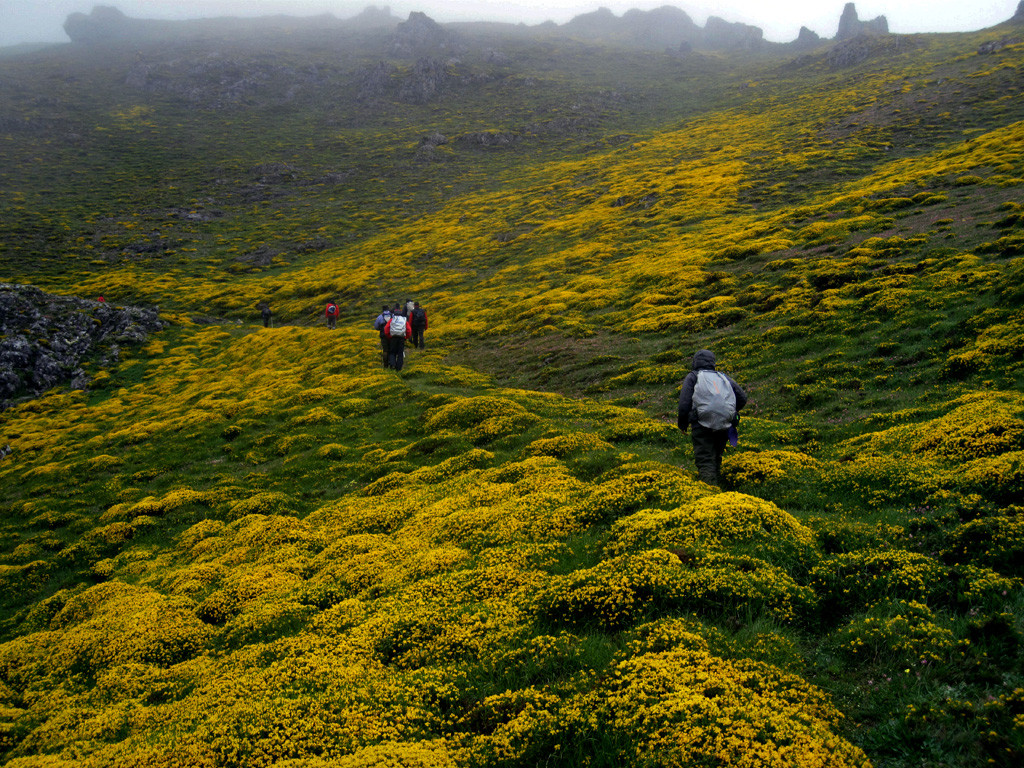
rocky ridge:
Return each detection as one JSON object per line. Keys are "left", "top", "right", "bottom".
{"left": 0, "top": 284, "right": 163, "bottom": 408}
{"left": 61, "top": 3, "right": 910, "bottom": 54}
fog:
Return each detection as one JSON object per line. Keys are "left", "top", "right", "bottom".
{"left": 1, "top": 0, "right": 1019, "bottom": 47}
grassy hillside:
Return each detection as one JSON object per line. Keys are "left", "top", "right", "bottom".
{"left": 1, "top": 14, "right": 1023, "bottom": 767}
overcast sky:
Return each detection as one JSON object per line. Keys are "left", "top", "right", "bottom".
{"left": 1, "top": 0, "right": 1019, "bottom": 47}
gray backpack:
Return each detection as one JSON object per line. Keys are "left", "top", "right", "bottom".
{"left": 693, "top": 370, "right": 737, "bottom": 431}
{"left": 388, "top": 315, "right": 407, "bottom": 337}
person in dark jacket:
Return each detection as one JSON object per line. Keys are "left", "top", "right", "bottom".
{"left": 677, "top": 349, "right": 747, "bottom": 487}
{"left": 259, "top": 303, "right": 272, "bottom": 328}
{"left": 410, "top": 301, "right": 428, "bottom": 349}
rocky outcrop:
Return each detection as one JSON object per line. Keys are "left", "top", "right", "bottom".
{"left": 793, "top": 26, "right": 822, "bottom": 50}
{"left": 357, "top": 57, "right": 458, "bottom": 104}
{"left": 454, "top": 131, "right": 519, "bottom": 149}
{"left": 124, "top": 54, "right": 329, "bottom": 108}
{"left": 64, "top": 4, "right": 397, "bottom": 45}
{"left": 390, "top": 12, "right": 456, "bottom": 57}
{"left": 561, "top": 6, "right": 765, "bottom": 51}
{"left": 63, "top": 6, "right": 138, "bottom": 44}
{"left": 398, "top": 58, "right": 453, "bottom": 103}
{"left": 415, "top": 132, "right": 449, "bottom": 160}
{"left": 621, "top": 5, "right": 701, "bottom": 48}
{"left": 347, "top": 5, "right": 400, "bottom": 31}
{"left": 1013, "top": 1, "right": 1024, "bottom": 23}
{"left": 0, "top": 284, "right": 163, "bottom": 407}
{"left": 561, "top": 7, "right": 623, "bottom": 37}
{"left": 836, "top": 3, "right": 888, "bottom": 40}
{"left": 704, "top": 16, "right": 763, "bottom": 50}
{"left": 826, "top": 33, "right": 916, "bottom": 69}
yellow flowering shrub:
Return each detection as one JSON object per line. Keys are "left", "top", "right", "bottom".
{"left": 227, "top": 493, "right": 299, "bottom": 520}
{"left": 86, "top": 455, "right": 122, "bottom": 471}
{"left": 599, "top": 417, "right": 676, "bottom": 445}
{"left": 26, "top": 582, "right": 214, "bottom": 674}
{"left": 676, "top": 552, "right": 818, "bottom": 624}
{"left": 911, "top": 395, "right": 1024, "bottom": 460}
{"left": 523, "top": 431, "right": 614, "bottom": 458}
{"left": 456, "top": 688, "right": 566, "bottom": 766}
{"left": 535, "top": 549, "right": 683, "bottom": 631}
{"left": 331, "top": 740, "right": 456, "bottom": 767}
{"left": 537, "top": 548, "right": 815, "bottom": 630}
{"left": 594, "top": 650, "right": 870, "bottom": 767}
{"left": 424, "top": 396, "right": 530, "bottom": 432}
{"left": 961, "top": 450, "right": 1024, "bottom": 501}
{"left": 623, "top": 617, "right": 714, "bottom": 656}
{"left": 415, "top": 448, "right": 494, "bottom": 484}
{"left": 821, "top": 453, "right": 943, "bottom": 508}
{"left": 831, "top": 600, "right": 956, "bottom": 664}
{"left": 582, "top": 465, "right": 707, "bottom": 522}
{"left": 810, "top": 550, "right": 947, "bottom": 617}
{"left": 946, "top": 514, "right": 1024, "bottom": 575}
{"left": 723, "top": 449, "right": 820, "bottom": 485}
{"left": 948, "top": 565, "right": 1020, "bottom": 609}
{"left": 219, "top": 599, "right": 315, "bottom": 648}
{"left": 606, "top": 492, "right": 815, "bottom": 567}
{"left": 291, "top": 406, "right": 342, "bottom": 426}
{"left": 479, "top": 455, "right": 564, "bottom": 484}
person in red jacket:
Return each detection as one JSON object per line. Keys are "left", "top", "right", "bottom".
{"left": 384, "top": 306, "right": 412, "bottom": 371}
{"left": 410, "top": 301, "right": 428, "bottom": 349}
{"left": 325, "top": 300, "right": 339, "bottom": 329}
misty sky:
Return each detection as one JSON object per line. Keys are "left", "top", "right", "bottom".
{"left": 1, "top": 0, "right": 1019, "bottom": 47}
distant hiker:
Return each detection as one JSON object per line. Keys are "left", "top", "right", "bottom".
{"left": 325, "top": 300, "right": 339, "bottom": 330}
{"left": 260, "top": 303, "right": 272, "bottom": 328}
{"left": 677, "top": 349, "right": 747, "bottom": 487}
{"left": 373, "top": 305, "right": 392, "bottom": 368}
{"left": 405, "top": 298, "right": 415, "bottom": 317}
{"left": 385, "top": 307, "right": 411, "bottom": 371}
{"left": 410, "top": 301, "right": 428, "bottom": 349}
{"left": 97, "top": 296, "right": 106, "bottom": 303}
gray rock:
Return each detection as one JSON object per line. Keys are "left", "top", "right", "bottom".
{"left": 704, "top": 16, "right": 763, "bottom": 50}
{"left": 794, "top": 26, "right": 822, "bottom": 50}
{"left": 390, "top": 12, "right": 456, "bottom": 57}
{"left": 0, "top": 284, "right": 163, "bottom": 407}
{"left": 836, "top": 3, "right": 888, "bottom": 41}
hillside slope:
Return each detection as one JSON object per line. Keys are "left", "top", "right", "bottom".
{"left": 1, "top": 10, "right": 1023, "bottom": 768}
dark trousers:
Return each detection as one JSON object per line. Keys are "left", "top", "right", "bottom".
{"left": 691, "top": 422, "right": 729, "bottom": 487}
{"left": 411, "top": 324, "right": 425, "bottom": 349}
{"left": 327, "top": 316, "right": 336, "bottom": 329}
{"left": 388, "top": 337, "right": 406, "bottom": 371}
{"left": 380, "top": 335, "right": 389, "bottom": 368}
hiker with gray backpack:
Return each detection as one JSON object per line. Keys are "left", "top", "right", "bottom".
{"left": 384, "top": 305, "right": 411, "bottom": 371}
{"left": 677, "top": 349, "right": 747, "bottom": 487}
